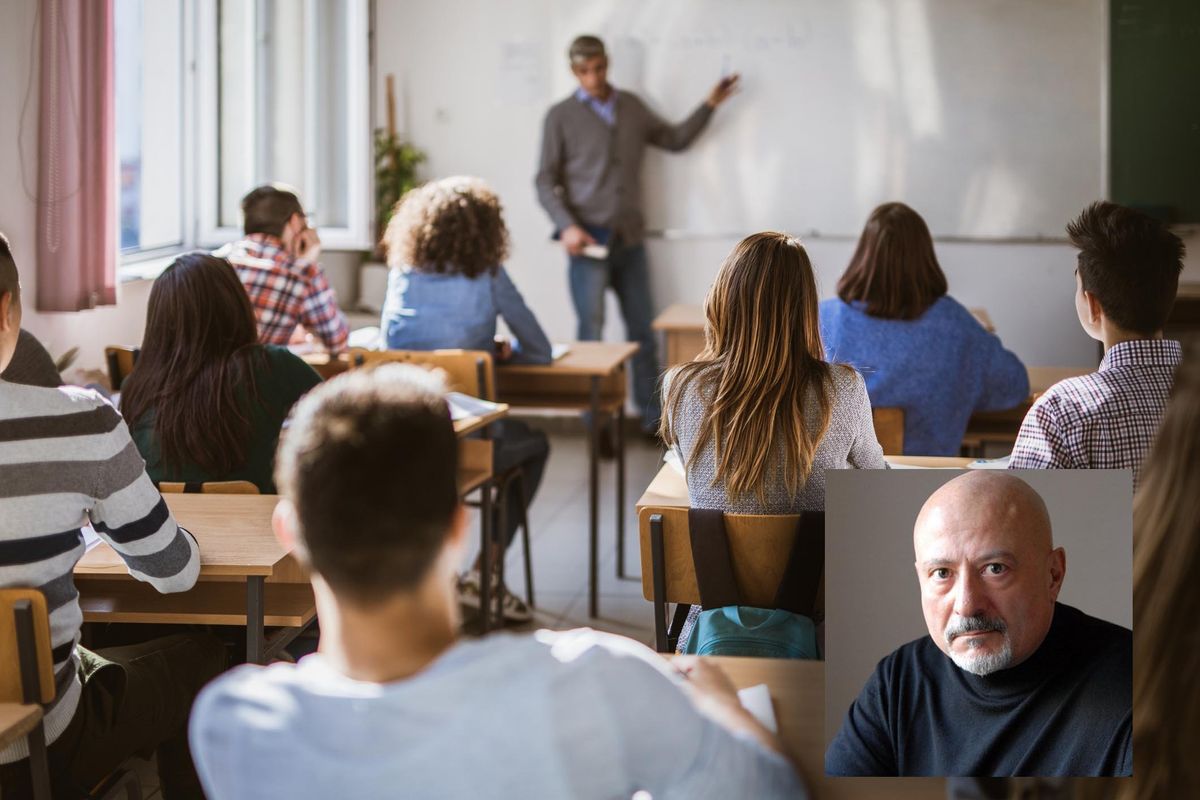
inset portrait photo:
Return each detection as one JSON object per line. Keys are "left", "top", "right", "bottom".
{"left": 823, "top": 469, "right": 1132, "bottom": 778}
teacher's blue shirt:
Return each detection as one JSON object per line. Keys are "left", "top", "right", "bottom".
{"left": 819, "top": 295, "right": 1029, "bottom": 456}
{"left": 382, "top": 265, "right": 552, "bottom": 365}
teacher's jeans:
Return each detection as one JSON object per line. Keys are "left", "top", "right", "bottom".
{"left": 568, "top": 239, "right": 661, "bottom": 433}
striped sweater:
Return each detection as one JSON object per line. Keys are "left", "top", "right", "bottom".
{"left": 0, "top": 380, "right": 200, "bottom": 763}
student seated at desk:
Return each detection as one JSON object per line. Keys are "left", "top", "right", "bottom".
{"left": 1009, "top": 202, "right": 1184, "bottom": 486}
{"left": 0, "top": 235, "right": 223, "bottom": 799}
{"left": 819, "top": 202, "right": 1029, "bottom": 456}
{"left": 188, "top": 365, "right": 803, "bottom": 799}
{"left": 381, "top": 176, "right": 551, "bottom": 623}
{"left": 0, "top": 328, "right": 62, "bottom": 387}
{"left": 121, "top": 253, "right": 321, "bottom": 493}
{"left": 661, "top": 231, "right": 886, "bottom": 515}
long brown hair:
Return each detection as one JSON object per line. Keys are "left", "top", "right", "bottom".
{"left": 1123, "top": 340, "right": 1200, "bottom": 799}
{"left": 660, "top": 232, "right": 834, "bottom": 504}
{"left": 837, "top": 202, "right": 947, "bottom": 320}
{"left": 120, "top": 253, "right": 264, "bottom": 475}
{"left": 383, "top": 176, "right": 510, "bottom": 279}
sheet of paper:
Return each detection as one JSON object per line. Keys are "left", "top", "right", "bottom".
{"left": 81, "top": 524, "right": 102, "bottom": 552}
{"left": 447, "top": 391, "right": 503, "bottom": 421}
{"left": 663, "top": 447, "right": 685, "bottom": 476}
{"left": 737, "top": 683, "right": 778, "bottom": 733}
{"left": 967, "top": 455, "right": 1012, "bottom": 470}
{"left": 551, "top": 343, "right": 570, "bottom": 360}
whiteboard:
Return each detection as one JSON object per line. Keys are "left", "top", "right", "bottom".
{"left": 549, "top": 0, "right": 1106, "bottom": 239}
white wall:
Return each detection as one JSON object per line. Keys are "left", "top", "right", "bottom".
{"left": 2, "top": 0, "right": 1197, "bottom": 372}
{"left": 374, "top": 0, "right": 1197, "bottom": 371}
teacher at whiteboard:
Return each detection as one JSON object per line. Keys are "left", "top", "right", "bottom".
{"left": 535, "top": 34, "right": 739, "bottom": 437}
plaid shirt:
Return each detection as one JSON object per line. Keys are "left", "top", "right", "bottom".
{"left": 217, "top": 234, "right": 349, "bottom": 353}
{"left": 1009, "top": 338, "right": 1182, "bottom": 486}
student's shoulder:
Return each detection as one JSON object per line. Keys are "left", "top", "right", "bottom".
{"left": 1028, "top": 372, "right": 1104, "bottom": 419}
{"left": 2, "top": 381, "right": 118, "bottom": 418}
{"left": 192, "top": 662, "right": 308, "bottom": 735}
{"left": 531, "top": 628, "right": 682, "bottom": 687}
{"left": 828, "top": 362, "right": 869, "bottom": 396}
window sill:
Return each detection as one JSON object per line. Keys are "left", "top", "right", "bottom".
{"left": 118, "top": 251, "right": 187, "bottom": 284}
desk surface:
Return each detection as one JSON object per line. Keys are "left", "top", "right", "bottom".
{"left": 453, "top": 405, "right": 508, "bottom": 437}
{"left": 76, "top": 494, "right": 284, "bottom": 579}
{"left": 653, "top": 303, "right": 996, "bottom": 334}
{"left": 498, "top": 341, "right": 639, "bottom": 377}
{"left": 688, "top": 657, "right": 943, "bottom": 798}
{"left": 0, "top": 703, "right": 43, "bottom": 752}
{"left": 886, "top": 455, "right": 973, "bottom": 468}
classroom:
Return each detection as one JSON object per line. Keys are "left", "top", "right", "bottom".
{"left": 1, "top": 0, "right": 1198, "bottom": 798}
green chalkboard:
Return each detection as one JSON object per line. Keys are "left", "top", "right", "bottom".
{"left": 1110, "top": 0, "right": 1200, "bottom": 222}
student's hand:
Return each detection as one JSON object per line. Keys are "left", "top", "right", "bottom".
{"left": 705, "top": 73, "right": 741, "bottom": 109}
{"left": 494, "top": 337, "right": 514, "bottom": 363}
{"left": 292, "top": 226, "right": 322, "bottom": 263}
{"left": 560, "top": 224, "right": 596, "bottom": 256}
{"left": 676, "top": 656, "right": 740, "bottom": 707}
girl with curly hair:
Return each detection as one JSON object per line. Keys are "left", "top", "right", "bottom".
{"left": 381, "top": 176, "right": 551, "bottom": 624}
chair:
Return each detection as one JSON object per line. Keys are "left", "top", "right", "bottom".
{"left": 638, "top": 507, "right": 824, "bottom": 653}
{"left": 348, "top": 348, "right": 535, "bottom": 620}
{"left": 104, "top": 346, "right": 140, "bottom": 392}
{"left": 871, "top": 407, "right": 904, "bottom": 455}
{"left": 0, "top": 589, "right": 54, "bottom": 799}
{"left": 157, "top": 480, "right": 260, "bottom": 495}
{"left": 348, "top": 348, "right": 495, "bottom": 399}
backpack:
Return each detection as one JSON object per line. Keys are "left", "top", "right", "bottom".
{"left": 680, "top": 507, "right": 823, "bottom": 660}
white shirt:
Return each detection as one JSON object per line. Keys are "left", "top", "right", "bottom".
{"left": 189, "top": 628, "right": 803, "bottom": 799}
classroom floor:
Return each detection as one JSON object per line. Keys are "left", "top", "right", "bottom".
{"left": 466, "top": 420, "right": 663, "bottom": 644}
{"left": 132, "top": 422, "right": 665, "bottom": 797}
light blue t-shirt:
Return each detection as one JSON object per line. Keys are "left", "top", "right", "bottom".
{"left": 819, "top": 295, "right": 1029, "bottom": 456}
{"left": 189, "top": 629, "right": 803, "bottom": 800}
{"left": 382, "top": 265, "right": 552, "bottom": 364}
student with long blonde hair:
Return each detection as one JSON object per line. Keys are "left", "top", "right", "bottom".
{"left": 661, "top": 231, "right": 886, "bottom": 514}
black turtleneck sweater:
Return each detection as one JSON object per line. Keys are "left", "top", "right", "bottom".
{"left": 825, "top": 602, "right": 1131, "bottom": 777}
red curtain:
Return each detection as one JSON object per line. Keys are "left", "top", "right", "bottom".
{"left": 36, "top": 0, "right": 116, "bottom": 312}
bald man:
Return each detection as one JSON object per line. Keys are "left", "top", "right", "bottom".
{"left": 825, "top": 472, "right": 1131, "bottom": 777}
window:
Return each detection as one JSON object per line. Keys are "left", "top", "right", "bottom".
{"left": 115, "top": 0, "right": 370, "bottom": 278}
{"left": 200, "top": 0, "right": 371, "bottom": 250}
{"left": 115, "top": 0, "right": 191, "bottom": 259}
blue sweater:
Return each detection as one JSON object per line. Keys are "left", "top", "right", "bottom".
{"left": 819, "top": 296, "right": 1029, "bottom": 456}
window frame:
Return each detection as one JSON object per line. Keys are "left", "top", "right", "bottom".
{"left": 195, "top": 0, "right": 372, "bottom": 251}
{"left": 116, "top": 0, "right": 199, "bottom": 279}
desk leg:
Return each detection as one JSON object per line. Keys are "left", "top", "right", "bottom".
{"left": 616, "top": 395, "right": 626, "bottom": 579}
{"left": 588, "top": 376, "right": 600, "bottom": 618}
{"left": 480, "top": 481, "right": 493, "bottom": 633}
{"left": 246, "top": 576, "right": 265, "bottom": 664}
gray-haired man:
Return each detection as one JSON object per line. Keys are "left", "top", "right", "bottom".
{"left": 535, "top": 35, "right": 738, "bottom": 436}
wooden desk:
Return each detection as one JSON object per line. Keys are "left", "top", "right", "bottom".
{"left": 497, "top": 342, "right": 640, "bottom": 619}
{"left": 74, "top": 440, "right": 498, "bottom": 658}
{"left": 653, "top": 303, "right": 996, "bottom": 367}
{"left": 886, "top": 455, "right": 972, "bottom": 468}
{"left": 299, "top": 350, "right": 351, "bottom": 380}
{"left": 0, "top": 703, "right": 42, "bottom": 752}
{"left": 682, "top": 657, "right": 943, "bottom": 798}
{"left": 75, "top": 494, "right": 299, "bottom": 664}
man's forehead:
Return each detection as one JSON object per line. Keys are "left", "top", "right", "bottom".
{"left": 914, "top": 502, "right": 1033, "bottom": 560}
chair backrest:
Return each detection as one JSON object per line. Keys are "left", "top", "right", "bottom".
{"left": 0, "top": 589, "right": 56, "bottom": 705}
{"left": 104, "top": 346, "right": 140, "bottom": 392}
{"left": 638, "top": 507, "right": 824, "bottom": 611}
{"left": 871, "top": 407, "right": 905, "bottom": 455}
{"left": 348, "top": 349, "right": 495, "bottom": 399}
{"left": 157, "top": 480, "right": 260, "bottom": 494}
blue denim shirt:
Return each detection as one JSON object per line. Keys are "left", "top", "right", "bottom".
{"left": 382, "top": 265, "right": 553, "bottom": 364}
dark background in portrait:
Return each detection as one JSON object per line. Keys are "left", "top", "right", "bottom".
{"left": 823, "top": 469, "right": 1133, "bottom": 745}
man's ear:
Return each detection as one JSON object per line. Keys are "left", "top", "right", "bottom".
{"left": 272, "top": 498, "right": 300, "bottom": 554}
{"left": 1047, "top": 546, "right": 1066, "bottom": 600}
{"left": 0, "top": 291, "right": 13, "bottom": 333}
{"left": 1083, "top": 290, "right": 1104, "bottom": 327}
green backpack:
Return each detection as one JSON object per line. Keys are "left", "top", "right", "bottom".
{"left": 680, "top": 507, "right": 823, "bottom": 660}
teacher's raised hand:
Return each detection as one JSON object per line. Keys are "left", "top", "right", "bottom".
{"left": 706, "top": 73, "right": 741, "bottom": 109}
